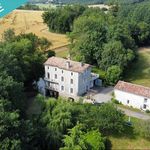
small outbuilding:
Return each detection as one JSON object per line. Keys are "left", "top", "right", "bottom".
{"left": 114, "top": 81, "right": 150, "bottom": 111}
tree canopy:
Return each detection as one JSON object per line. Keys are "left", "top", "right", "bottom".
{"left": 42, "top": 5, "right": 86, "bottom": 33}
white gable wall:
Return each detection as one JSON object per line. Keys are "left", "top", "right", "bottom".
{"left": 114, "top": 89, "right": 150, "bottom": 110}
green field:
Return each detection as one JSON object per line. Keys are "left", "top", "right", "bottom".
{"left": 125, "top": 49, "right": 150, "bottom": 87}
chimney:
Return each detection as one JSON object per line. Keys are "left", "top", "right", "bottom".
{"left": 66, "top": 61, "right": 71, "bottom": 69}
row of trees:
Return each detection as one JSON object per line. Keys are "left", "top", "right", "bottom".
{"left": 42, "top": 5, "right": 86, "bottom": 33}
{"left": 18, "top": 3, "right": 41, "bottom": 10}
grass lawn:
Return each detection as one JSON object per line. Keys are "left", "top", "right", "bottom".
{"left": 124, "top": 49, "right": 150, "bottom": 87}
{"left": 109, "top": 136, "right": 150, "bottom": 149}
{"left": 117, "top": 103, "right": 144, "bottom": 113}
{"left": 56, "top": 49, "right": 69, "bottom": 58}
{"left": 108, "top": 117, "right": 150, "bottom": 149}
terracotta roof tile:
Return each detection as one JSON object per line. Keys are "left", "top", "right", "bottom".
{"left": 44, "top": 57, "right": 91, "bottom": 73}
{"left": 115, "top": 81, "right": 150, "bottom": 98}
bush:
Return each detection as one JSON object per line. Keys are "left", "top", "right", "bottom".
{"left": 111, "top": 98, "right": 120, "bottom": 104}
{"left": 106, "top": 65, "right": 122, "bottom": 85}
{"left": 146, "top": 110, "right": 150, "bottom": 113}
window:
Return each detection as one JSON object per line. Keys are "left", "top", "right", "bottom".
{"left": 144, "top": 98, "right": 147, "bottom": 103}
{"left": 47, "top": 73, "right": 50, "bottom": 79}
{"left": 70, "top": 88, "right": 73, "bottom": 94}
{"left": 71, "top": 72, "right": 73, "bottom": 76}
{"left": 62, "top": 70, "right": 64, "bottom": 73}
{"left": 127, "top": 100, "right": 130, "bottom": 104}
{"left": 55, "top": 68, "right": 57, "bottom": 71}
{"left": 61, "top": 76, "right": 64, "bottom": 82}
{"left": 61, "top": 86, "right": 64, "bottom": 91}
{"left": 71, "top": 79, "right": 73, "bottom": 84}
{"left": 143, "top": 104, "right": 147, "bottom": 109}
{"left": 48, "top": 66, "right": 49, "bottom": 69}
{"left": 55, "top": 74, "right": 57, "bottom": 79}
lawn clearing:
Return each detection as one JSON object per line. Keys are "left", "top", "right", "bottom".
{"left": 124, "top": 48, "right": 150, "bottom": 87}
{"left": 56, "top": 49, "right": 69, "bottom": 58}
{"left": 108, "top": 116, "right": 150, "bottom": 149}
{"left": 109, "top": 136, "right": 150, "bottom": 149}
{"left": 0, "top": 10, "right": 69, "bottom": 50}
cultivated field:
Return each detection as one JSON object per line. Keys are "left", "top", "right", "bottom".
{"left": 0, "top": 10, "right": 69, "bottom": 50}
{"left": 125, "top": 47, "right": 150, "bottom": 87}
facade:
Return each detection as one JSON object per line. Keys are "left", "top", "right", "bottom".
{"left": 44, "top": 57, "right": 99, "bottom": 99}
{"left": 114, "top": 81, "right": 150, "bottom": 111}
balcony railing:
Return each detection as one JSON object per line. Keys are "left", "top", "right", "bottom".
{"left": 44, "top": 77, "right": 58, "bottom": 84}
{"left": 45, "top": 85, "right": 59, "bottom": 91}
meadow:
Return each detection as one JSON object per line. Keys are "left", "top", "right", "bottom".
{"left": 109, "top": 116, "right": 150, "bottom": 149}
{"left": 125, "top": 47, "right": 150, "bottom": 87}
{"left": 0, "top": 10, "right": 69, "bottom": 50}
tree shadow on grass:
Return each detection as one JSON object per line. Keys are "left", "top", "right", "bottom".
{"left": 105, "top": 138, "right": 112, "bottom": 150}
{"left": 105, "top": 125, "right": 138, "bottom": 150}
{"left": 111, "top": 124, "right": 137, "bottom": 140}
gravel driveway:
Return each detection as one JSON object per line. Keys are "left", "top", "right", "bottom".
{"left": 88, "top": 87, "right": 113, "bottom": 103}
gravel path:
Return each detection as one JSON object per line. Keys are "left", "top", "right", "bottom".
{"left": 118, "top": 107, "right": 150, "bottom": 120}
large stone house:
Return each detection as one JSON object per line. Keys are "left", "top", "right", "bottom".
{"left": 44, "top": 57, "right": 99, "bottom": 99}
{"left": 114, "top": 81, "right": 150, "bottom": 111}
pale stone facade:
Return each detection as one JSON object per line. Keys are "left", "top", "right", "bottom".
{"left": 44, "top": 57, "right": 99, "bottom": 99}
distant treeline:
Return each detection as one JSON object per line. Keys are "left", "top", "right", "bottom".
{"left": 18, "top": 3, "right": 41, "bottom": 10}
{"left": 28, "top": 0, "right": 147, "bottom": 5}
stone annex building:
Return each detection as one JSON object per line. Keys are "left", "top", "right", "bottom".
{"left": 114, "top": 81, "right": 150, "bottom": 111}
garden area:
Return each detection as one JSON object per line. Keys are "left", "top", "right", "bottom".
{"left": 26, "top": 95, "right": 150, "bottom": 150}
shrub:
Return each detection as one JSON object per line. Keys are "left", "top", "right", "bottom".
{"left": 146, "top": 110, "right": 150, "bottom": 113}
{"left": 106, "top": 65, "right": 122, "bottom": 85}
{"left": 111, "top": 98, "right": 119, "bottom": 104}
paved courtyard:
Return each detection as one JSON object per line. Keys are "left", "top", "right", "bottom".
{"left": 87, "top": 86, "right": 114, "bottom": 103}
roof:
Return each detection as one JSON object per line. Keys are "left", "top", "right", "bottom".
{"left": 115, "top": 81, "right": 150, "bottom": 98}
{"left": 44, "top": 57, "right": 91, "bottom": 73}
